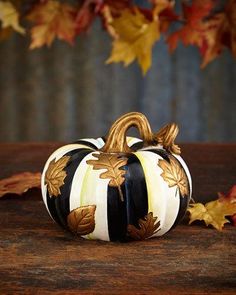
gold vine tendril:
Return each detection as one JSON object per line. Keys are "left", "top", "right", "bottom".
{"left": 154, "top": 123, "right": 181, "bottom": 155}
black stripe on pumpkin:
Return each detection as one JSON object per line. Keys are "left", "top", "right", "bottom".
{"left": 46, "top": 191, "right": 63, "bottom": 226}
{"left": 72, "top": 139, "right": 99, "bottom": 149}
{"left": 46, "top": 148, "right": 92, "bottom": 228}
{"left": 130, "top": 141, "right": 144, "bottom": 151}
{"left": 107, "top": 154, "right": 148, "bottom": 242}
{"left": 107, "top": 185, "right": 127, "bottom": 242}
{"left": 124, "top": 154, "right": 148, "bottom": 227}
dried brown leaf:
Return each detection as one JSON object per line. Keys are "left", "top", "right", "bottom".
{"left": 127, "top": 212, "right": 160, "bottom": 240}
{"left": 86, "top": 153, "right": 127, "bottom": 201}
{"left": 45, "top": 156, "right": 70, "bottom": 197}
{"left": 158, "top": 155, "right": 189, "bottom": 197}
{"left": 67, "top": 205, "right": 96, "bottom": 236}
{"left": 0, "top": 172, "right": 41, "bottom": 197}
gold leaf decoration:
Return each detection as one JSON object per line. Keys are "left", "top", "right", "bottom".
{"left": 86, "top": 153, "right": 128, "bottom": 201}
{"left": 127, "top": 212, "right": 161, "bottom": 240}
{"left": 45, "top": 156, "right": 70, "bottom": 197}
{"left": 158, "top": 155, "right": 189, "bottom": 197}
{"left": 67, "top": 205, "right": 96, "bottom": 236}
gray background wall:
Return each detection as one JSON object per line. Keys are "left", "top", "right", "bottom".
{"left": 0, "top": 21, "right": 235, "bottom": 142}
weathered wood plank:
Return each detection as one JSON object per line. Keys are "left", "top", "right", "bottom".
{"left": 0, "top": 191, "right": 235, "bottom": 294}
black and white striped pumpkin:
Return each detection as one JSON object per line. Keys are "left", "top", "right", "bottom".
{"left": 41, "top": 112, "right": 192, "bottom": 241}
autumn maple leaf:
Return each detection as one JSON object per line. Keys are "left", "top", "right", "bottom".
{"left": 200, "top": 0, "right": 236, "bottom": 67}
{"left": 167, "top": 0, "right": 215, "bottom": 52}
{"left": 188, "top": 200, "right": 236, "bottom": 231}
{"left": 0, "top": 1, "right": 25, "bottom": 34}
{"left": 28, "top": 0, "right": 77, "bottom": 49}
{"left": 218, "top": 185, "right": 236, "bottom": 226}
{"left": 75, "top": 0, "right": 103, "bottom": 34}
{"left": 106, "top": 8, "right": 161, "bottom": 75}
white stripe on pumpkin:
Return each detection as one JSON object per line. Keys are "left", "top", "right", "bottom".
{"left": 41, "top": 143, "right": 94, "bottom": 218}
{"left": 134, "top": 150, "right": 180, "bottom": 237}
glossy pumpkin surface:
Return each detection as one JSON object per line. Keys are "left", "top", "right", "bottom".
{"left": 41, "top": 112, "right": 192, "bottom": 241}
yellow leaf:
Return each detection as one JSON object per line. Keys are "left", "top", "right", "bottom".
{"left": 0, "top": 1, "right": 25, "bottom": 34}
{"left": 127, "top": 212, "right": 161, "bottom": 240}
{"left": 67, "top": 205, "right": 96, "bottom": 236}
{"left": 45, "top": 156, "right": 70, "bottom": 197}
{"left": 188, "top": 200, "right": 236, "bottom": 231}
{"left": 28, "top": 0, "right": 76, "bottom": 49}
{"left": 106, "top": 9, "right": 160, "bottom": 75}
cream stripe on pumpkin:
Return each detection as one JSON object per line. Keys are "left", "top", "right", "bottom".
{"left": 80, "top": 138, "right": 104, "bottom": 149}
{"left": 134, "top": 151, "right": 166, "bottom": 236}
{"left": 134, "top": 151, "right": 180, "bottom": 237}
{"left": 41, "top": 144, "right": 93, "bottom": 218}
{"left": 127, "top": 136, "right": 142, "bottom": 147}
{"left": 69, "top": 153, "right": 94, "bottom": 211}
{"left": 69, "top": 152, "right": 110, "bottom": 241}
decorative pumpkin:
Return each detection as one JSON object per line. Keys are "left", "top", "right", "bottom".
{"left": 41, "top": 112, "right": 192, "bottom": 242}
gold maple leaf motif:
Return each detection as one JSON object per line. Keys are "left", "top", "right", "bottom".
{"left": 188, "top": 200, "right": 236, "bottom": 231}
{"left": 86, "top": 153, "right": 127, "bottom": 202}
{"left": 45, "top": 156, "right": 70, "bottom": 197}
{"left": 127, "top": 212, "right": 161, "bottom": 240}
{"left": 158, "top": 155, "right": 189, "bottom": 197}
{"left": 67, "top": 205, "right": 96, "bottom": 236}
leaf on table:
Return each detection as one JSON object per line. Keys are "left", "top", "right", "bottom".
{"left": 67, "top": 205, "right": 96, "bottom": 236}
{"left": 0, "top": 172, "right": 41, "bottom": 198}
{"left": 86, "top": 153, "right": 127, "bottom": 201}
{"left": 127, "top": 212, "right": 161, "bottom": 240}
{"left": 218, "top": 185, "right": 236, "bottom": 226}
{"left": 158, "top": 155, "right": 189, "bottom": 197}
{"left": 0, "top": 1, "right": 25, "bottom": 34}
{"left": 188, "top": 199, "right": 236, "bottom": 231}
{"left": 28, "top": 0, "right": 77, "bottom": 49}
{"left": 106, "top": 8, "right": 161, "bottom": 75}
{"left": 45, "top": 156, "right": 70, "bottom": 197}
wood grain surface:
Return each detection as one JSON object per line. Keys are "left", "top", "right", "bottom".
{"left": 0, "top": 143, "right": 236, "bottom": 294}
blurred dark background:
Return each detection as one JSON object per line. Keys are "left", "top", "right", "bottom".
{"left": 0, "top": 20, "right": 235, "bottom": 142}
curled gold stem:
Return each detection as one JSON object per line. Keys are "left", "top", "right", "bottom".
{"left": 101, "top": 112, "right": 154, "bottom": 153}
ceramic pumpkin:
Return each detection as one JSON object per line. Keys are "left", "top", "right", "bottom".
{"left": 41, "top": 112, "right": 192, "bottom": 242}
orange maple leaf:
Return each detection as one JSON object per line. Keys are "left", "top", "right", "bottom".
{"left": 28, "top": 0, "right": 77, "bottom": 49}
{"left": 200, "top": 0, "right": 236, "bottom": 67}
{"left": 167, "top": 0, "right": 215, "bottom": 52}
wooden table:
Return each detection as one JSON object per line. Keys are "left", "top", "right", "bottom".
{"left": 0, "top": 143, "right": 236, "bottom": 294}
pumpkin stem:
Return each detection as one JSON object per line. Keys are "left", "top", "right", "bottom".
{"left": 101, "top": 112, "right": 154, "bottom": 153}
